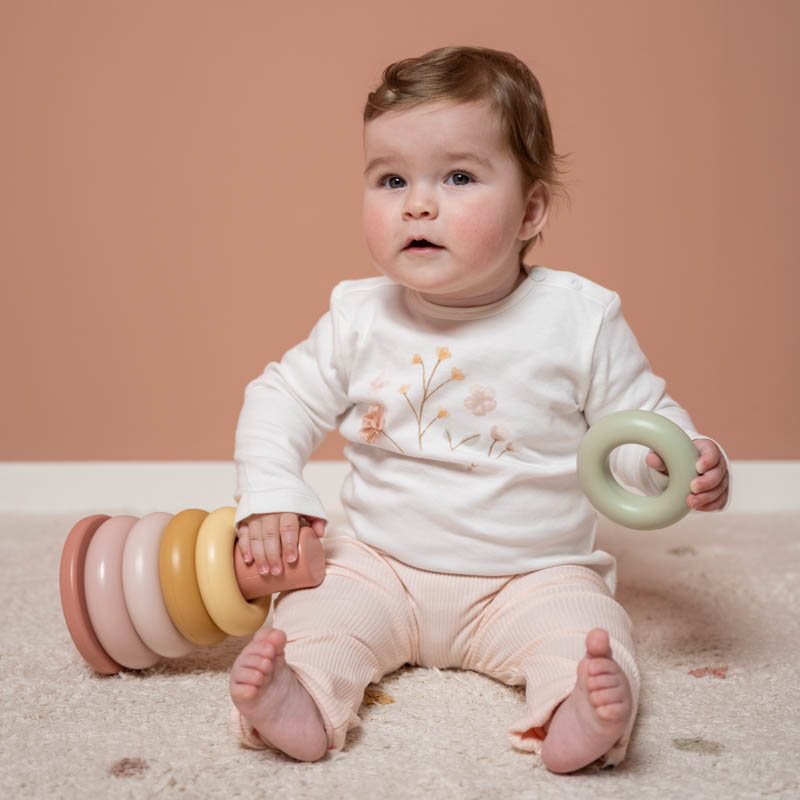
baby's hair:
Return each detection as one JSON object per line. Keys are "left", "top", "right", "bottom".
{"left": 364, "top": 45, "right": 569, "bottom": 258}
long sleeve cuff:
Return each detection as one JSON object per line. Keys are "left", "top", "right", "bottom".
{"left": 235, "top": 488, "right": 329, "bottom": 527}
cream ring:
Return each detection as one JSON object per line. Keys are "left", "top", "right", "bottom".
{"left": 577, "top": 410, "right": 699, "bottom": 530}
{"left": 122, "top": 512, "right": 194, "bottom": 658}
{"left": 159, "top": 509, "right": 226, "bottom": 647}
{"left": 84, "top": 516, "right": 161, "bottom": 670}
{"left": 196, "top": 507, "right": 270, "bottom": 637}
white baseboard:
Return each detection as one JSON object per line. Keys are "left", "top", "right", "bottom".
{"left": 0, "top": 461, "right": 797, "bottom": 515}
{"left": 0, "top": 462, "right": 345, "bottom": 516}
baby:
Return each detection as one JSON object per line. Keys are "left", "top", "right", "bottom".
{"left": 228, "top": 46, "right": 730, "bottom": 772}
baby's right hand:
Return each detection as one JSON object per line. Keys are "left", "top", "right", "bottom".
{"left": 236, "top": 513, "right": 326, "bottom": 576}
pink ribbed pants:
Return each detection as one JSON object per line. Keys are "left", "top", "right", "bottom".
{"left": 231, "top": 537, "right": 640, "bottom": 765}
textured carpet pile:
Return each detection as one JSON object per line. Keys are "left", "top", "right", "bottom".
{"left": 1, "top": 511, "right": 798, "bottom": 799}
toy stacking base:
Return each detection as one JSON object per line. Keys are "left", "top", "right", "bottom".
{"left": 60, "top": 507, "right": 326, "bottom": 675}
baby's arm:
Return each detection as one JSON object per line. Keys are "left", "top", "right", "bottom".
{"left": 583, "top": 292, "right": 731, "bottom": 507}
{"left": 236, "top": 512, "right": 327, "bottom": 576}
{"left": 234, "top": 288, "right": 353, "bottom": 569}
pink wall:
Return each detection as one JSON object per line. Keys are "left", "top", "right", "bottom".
{"left": 2, "top": 1, "right": 797, "bottom": 460}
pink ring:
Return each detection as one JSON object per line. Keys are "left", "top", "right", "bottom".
{"left": 84, "top": 516, "right": 160, "bottom": 670}
{"left": 122, "top": 512, "right": 194, "bottom": 659}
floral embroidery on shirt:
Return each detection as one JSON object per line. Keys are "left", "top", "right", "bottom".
{"left": 370, "top": 371, "right": 387, "bottom": 392}
{"left": 444, "top": 429, "right": 480, "bottom": 451}
{"left": 401, "top": 346, "right": 466, "bottom": 450}
{"left": 360, "top": 346, "right": 516, "bottom": 462}
{"left": 488, "top": 424, "right": 515, "bottom": 458}
{"left": 464, "top": 385, "right": 497, "bottom": 416}
{"left": 359, "top": 403, "right": 405, "bottom": 453}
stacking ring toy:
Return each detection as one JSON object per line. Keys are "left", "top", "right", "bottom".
{"left": 577, "top": 410, "right": 698, "bottom": 530}
{"left": 59, "top": 513, "right": 121, "bottom": 675}
{"left": 196, "top": 507, "right": 270, "bottom": 637}
{"left": 122, "top": 512, "right": 194, "bottom": 658}
{"left": 159, "top": 509, "right": 227, "bottom": 647}
{"left": 60, "top": 503, "right": 327, "bottom": 674}
{"left": 84, "top": 516, "right": 161, "bottom": 670}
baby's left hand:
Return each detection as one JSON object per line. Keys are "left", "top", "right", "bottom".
{"left": 645, "top": 438, "right": 729, "bottom": 511}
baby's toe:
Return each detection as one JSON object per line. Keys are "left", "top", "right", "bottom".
{"left": 240, "top": 653, "right": 273, "bottom": 676}
{"left": 595, "top": 700, "right": 630, "bottom": 722}
{"left": 230, "top": 680, "right": 259, "bottom": 704}
{"left": 251, "top": 627, "right": 287, "bottom": 653}
{"left": 585, "top": 628, "right": 611, "bottom": 657}
{"left": 252, "top": 627, "right": 274, "bottom": 643}
{"left": 589, "top": 687, "right": 624, "bottom": 708}
{"left": 232, "top": 648, "right": 271, "bottom": 686}
{"left": 587, "top": 672, "right": 620, "bottom": 691}
{"left": 265, "top": 628, "right": 287, "bottom": 651}
{"left": 231, "top": 665, "right": 265, "bottom": 692}
{"left": 587, "top": 657, "right": 621, "bottom": 677}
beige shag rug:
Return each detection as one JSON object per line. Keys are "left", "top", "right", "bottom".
{"left": 1, "top": 510, "right": 798, "bottom": 799}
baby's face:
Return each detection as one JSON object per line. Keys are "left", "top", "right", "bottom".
{"left": 362, "top": 100, "right": 542, "bottom": 306}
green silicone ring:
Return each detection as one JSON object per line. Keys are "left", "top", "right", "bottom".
{"left": 577, "top": 410, "right": 698, "bottom": 530}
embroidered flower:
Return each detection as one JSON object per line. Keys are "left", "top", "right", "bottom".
{"left": 464, "top": 385, "right": 497, "bottom": 416}
{"left": 370, "top": 371, "right": 387, "bottom": 391}
{"left": 488, "top": 425, "right": 515, "bottom": 458}
{"left": 359, "top": 403, "right": 404, "bottom": 453}
{"left": 360, "top": 404, "right": 386, "bottom": 444}
{"left": 401, "top": 345, "right": 465, "bottom": 450}
{"left": 490, "top": 424, "right": 511, "bottom": 441}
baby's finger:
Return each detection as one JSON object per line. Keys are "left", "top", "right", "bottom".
{"left": 694, "top": 439, "right": 721, "bottom": 473}
{"left": 279, "top": 513, "right": 300, "bottom": 568}
{"left": 236, "top": 523, "right": 253, "bottom": 565}
{"left": 690, "top": 465, "right": 725, "bottom": 495}
{"left": 695, "top": 494, "right": 728, "bottom": 512}
{"left": 249, "top": 524, "right": 269, "bottom": 576}
{"left": 261, "top": 515, "right": 283, "bottom": 576}
{"left": 308, "top": 517, "right": 327, "bottom": 538}
{"left": 646, "top": 450, "right": 668, "bottom": 474}
{"left": 689, "top": 474, "right": 729, "bottom": 510}
{"left": 694, "top": 489, "right": 729, "bottom": 511}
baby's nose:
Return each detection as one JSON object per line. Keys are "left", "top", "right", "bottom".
{"left": 402, "top": 187, "right": 437, "bottom": 219}
{"left": 404, "top": 206, "right": 432, "bottom": 219}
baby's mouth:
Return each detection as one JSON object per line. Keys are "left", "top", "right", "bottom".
{"left": 404, "top": 239, "right": 444, "bottom": 251}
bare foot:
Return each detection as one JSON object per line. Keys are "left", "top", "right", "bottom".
{"left": 230, "top": 627, "right": 328, "bottom": 761}
{"left": 540, "top": 628, "right": 633, "bottom": 773}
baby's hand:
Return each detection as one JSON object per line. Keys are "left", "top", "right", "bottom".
{"left": 236, "top": 513, "right": 326, "bottom": 576}
{"left": 645, "top": 438, "right": 729, "bottom": 512}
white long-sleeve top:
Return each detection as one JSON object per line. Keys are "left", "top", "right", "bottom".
{"left": 235, "top": 266, "right": 723, "bottom": 587}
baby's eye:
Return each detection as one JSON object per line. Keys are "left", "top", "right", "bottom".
{"left": 379, "top": 174, "right": 406, "bottom": 189}
{"left": 446, "top": 172, "right": 474, "bottom": 187}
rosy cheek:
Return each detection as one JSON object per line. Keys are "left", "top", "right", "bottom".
{"left": 362, "top": 204, "right": 390, "bottom": 255}
{"left": 451, "top": 209, "right": 505, "bottom": 257}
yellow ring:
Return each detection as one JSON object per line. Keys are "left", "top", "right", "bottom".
{"left": 196, "top": 507, "right": 270, "bottom": 636}
{"left": 158, "top": 509, "right": 227, "bottom": 646}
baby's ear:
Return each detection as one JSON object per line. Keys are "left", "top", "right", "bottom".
{"left": 520, "top": 181, "right": 550, "bottom": 241}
